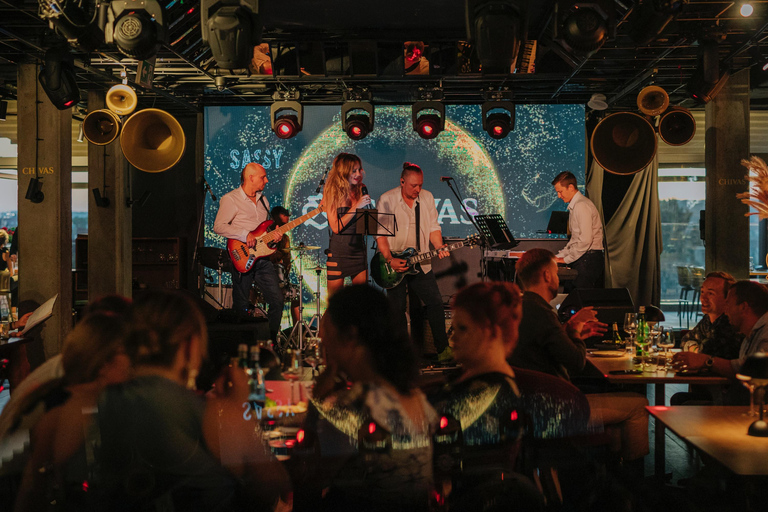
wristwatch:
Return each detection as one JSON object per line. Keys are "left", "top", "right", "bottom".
{"left": 705, "top": 357, "right": 714, "bottom": 368}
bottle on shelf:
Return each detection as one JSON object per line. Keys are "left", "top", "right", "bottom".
{"left": 249, "top": 345, "right": 267, "bottom": 409}
{"left": 237, "top": 343, "right": 250, "bottom": 371}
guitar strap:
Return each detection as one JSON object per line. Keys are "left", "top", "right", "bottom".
{"left": 415, "top": 200, "right": 421, "bottom": 251}
{"left": 258, "top": 194, "right": 269, "bottom": 217}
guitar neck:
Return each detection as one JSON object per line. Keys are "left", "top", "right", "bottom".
{"left": 273, "top": 205, "right": 324, "bottom": 237}
{"left": 408, "top": 239, "right": 467, "bottom": 264}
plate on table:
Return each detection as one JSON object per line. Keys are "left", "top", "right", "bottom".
{"left": 589, "top": 350, "right": 626, "bottom": 358}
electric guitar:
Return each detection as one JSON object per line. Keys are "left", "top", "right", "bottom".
{"left": 227, "top": 205, "right": 324, "bottom": 273}
{"left": 370, "top": 235, "right": 481, "bottom": 289}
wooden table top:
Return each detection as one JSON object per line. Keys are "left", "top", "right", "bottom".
{"left": 647, "top": 406, "right": 768, "bottom": 476}
{"left": 586, "top": 351, "right": 730, "bottom": 385}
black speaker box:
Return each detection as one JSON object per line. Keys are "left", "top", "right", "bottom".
{"left": 557, "top": 288, "right": 634, "bottom": 329}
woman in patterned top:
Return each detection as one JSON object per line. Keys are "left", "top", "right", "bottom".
{"left": 293, "top": 285, "right": 437, "bottom": 512}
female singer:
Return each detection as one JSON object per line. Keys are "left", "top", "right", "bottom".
{"left": 322, "top": 153, "right": 371, "bottom": 295}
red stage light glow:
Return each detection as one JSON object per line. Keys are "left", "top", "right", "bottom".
{"left": 440, "top": 416, "right": 448, "bottom": 429}
{"left": 368, "top": 422, "right": 377, "bottom": 434}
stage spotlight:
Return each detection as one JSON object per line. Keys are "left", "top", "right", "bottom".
{"left": 25, "top": 177, "right": 44, "bottom": 204}
{"left": 688, "top": 39, "right": 730, "bottom": 104}
{"left": 271, "top": 100, "right": 303, "bottom": 139}
{"left": 556, "top": 0, "right": 615, "bottom": 54}
{"left": 467, "top": 0, "right": 528, "bottom": 74}
{"left": 482, "top": 101, "right": 514, "bottom": 139}
{"left": 412, "top": 101, "right": 445, "bottom": 140}
{"left": 342, "top": 102, "right": 374, "bottom": 141}
{"left": 38, "top": 47, "right": 80, "bottom": 110}
{"left": 105, "top": 1, "right": 165, "bottom": 60}
{"left": 38, "top": 0, "right": 104, "bottom": 52}
{"left": 202, "top": 0, "right": 261, "bottom": 69}
{"left": 741, "top": 3, "right": 754, "bottom": 17}
{"left": 627, "top": 0, "right": 683, "bottom": 46}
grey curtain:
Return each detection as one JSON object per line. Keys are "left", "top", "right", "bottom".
{"left": 586, "top": 154, "right": 662, "bottom": 308}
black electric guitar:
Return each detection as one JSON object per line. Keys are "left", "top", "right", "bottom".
{"left": 370, "top": 235, "right": 481, "bottom": 289}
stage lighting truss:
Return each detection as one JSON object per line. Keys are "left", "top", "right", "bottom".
{"left": 271, "top": 99, "right": 303, "bottom": 139}
{"left": 482, "top": 101, "right": 515, "bottom": 139}
{"left": 412, "top": 101, "right": 445, "bottom": 140}
{"left": 105, "top": 0, "right": 165, "bottom": 61}
{"left": 342, "top": 100, "right": 374, "bottom": 141}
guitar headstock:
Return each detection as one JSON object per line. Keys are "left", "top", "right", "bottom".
{"left": 465, "top": 234, "right": 481, "bottom": 247}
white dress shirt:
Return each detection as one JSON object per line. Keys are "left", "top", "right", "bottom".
{"left": 732, "top": 311, "right": 768, "bottom": 372}
{"left": 556, "top": 190, "right": 604, "bottom": 264}
{"left": 213, "top": 187, "right": 270, "bottom": 242}
{"left": 376, "top": 187, "right": 441, "bottom": 274}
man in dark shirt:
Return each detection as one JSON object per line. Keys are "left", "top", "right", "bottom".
{"left": 512, "top": 248, "right": 649, "bottom": 464}
{"left": 680, "top": 271, "right": 743, "bottom": 359}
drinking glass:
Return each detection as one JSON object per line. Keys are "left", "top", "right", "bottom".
{"left": 281, "top": 349, "right": 302, "bottom": 405}
{"left": 737, "top": 374, "right": 758, "bottom": 417}
{"left": 623, "top": 313, "right": 637, "bottom": 356}
{"left": 656, "top": 329, "right": 675, "bottom": 370}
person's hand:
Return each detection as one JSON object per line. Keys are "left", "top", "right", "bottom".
{"left": 672, "top": 351, "right": 709, "bottom": 372}
{"left": 566, "top": 306, "right": 599, "bottom": 327}
{"left": 356, "top": 195, "right": 371, "bottom": 209}
{"left": 436, "top": 245, "right": 450, "bottom": 259}
{"left": 555, "top": 257, "right": 565, "bottom": 264}
{"left": 581, "top": 321, "right": 609, "bottom": 339}
{"left": 389, "top": 258, "right": 409, "bottom": 273}
{"left": 13, "top": 312, "right": 33, "bottom": 331}
{"left": 246, "top": 231, "right": 258, "bottom": 248}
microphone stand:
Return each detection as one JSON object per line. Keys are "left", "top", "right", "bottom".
{"left": 443, "top": 179, "right": 490, "bottom": 281}
{"left": 192, "top": 178, "right": 218, "bottom": 299}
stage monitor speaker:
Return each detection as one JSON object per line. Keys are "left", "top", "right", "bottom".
{"left": 431, "top": 242, "right": 483, "bottom": 301}
{"left": 557, "top": 288, "right": 635, "bottom": 329}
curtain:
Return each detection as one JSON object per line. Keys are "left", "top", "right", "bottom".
{"left": 586, "top": 154, "right": 662, "bottom": 308}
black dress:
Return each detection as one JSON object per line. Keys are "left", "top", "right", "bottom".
{"left": 327, "top": 206, "right": 367, "bottom": 281}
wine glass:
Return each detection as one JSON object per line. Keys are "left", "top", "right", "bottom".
{"left": 737, "top": 374, "right": 758, "bottom": 417}
{"left": 281, "top": 349, "right": 302, "bottom": 405}
{"left": 304, "top": 337, "right": 323, "bottom": 376}
{"left": 656, "top": 328, "right": 675, "bottom": 370}
{"left": 623, "top": 313, "right": 637, "bottom": 356}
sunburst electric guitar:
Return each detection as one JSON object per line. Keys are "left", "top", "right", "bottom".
{"left": 370, "top": 235, "right": 481, "bottom": 289}
{"left": 227, "top": 205, "right": 324, "bottom": 273}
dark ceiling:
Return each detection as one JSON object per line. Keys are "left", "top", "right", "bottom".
{"left": 1, "top": 0, "right": 768, "bottom": 117}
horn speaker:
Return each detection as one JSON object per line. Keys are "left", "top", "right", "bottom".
{"left": 83, "top": 109, "right": 121, "bottom": 145}
{"left": 658, "top": 107, "right": 696, "bottom": 146}
{"left": 591, "top": 112, "right": 657, "bottom": 175}
{"left": 106, "top": 84, "right": 138, "bottom": 116}
{"left": 637, "top": 85, "right": 669, "bottom": 117}
{"left": 120, "top": 108, "right": 186, "bottom": 173}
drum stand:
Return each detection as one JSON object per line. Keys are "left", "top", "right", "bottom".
{"left": 283, "top": 250, "right": 315, "bottom": 354}
{"left": 308, "top": 266, "right": 323, "bottom": 335}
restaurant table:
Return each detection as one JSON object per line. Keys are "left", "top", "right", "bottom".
{"left": 646, "top": 406, "right": 768, "bottom": 476}
{"left": 586, "top": 350, "right": 729, "bottom": 479}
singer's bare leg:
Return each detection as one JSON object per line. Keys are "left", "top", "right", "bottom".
{"left": 327, "top": 269, "right": 367, "bottom": 296}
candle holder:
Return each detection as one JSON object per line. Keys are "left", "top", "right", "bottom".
{"left": 736, "top": 353, "right": 768, "bottom": 437}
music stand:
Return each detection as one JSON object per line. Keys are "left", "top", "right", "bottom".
{"left": 476, "top": 214, "right": 518, "bottom": 250}
{"left": 546, "top": 211, "right": 569, "bottom": 235}
{"left": 337, "top": 209, "right": 396, "bottom": 238}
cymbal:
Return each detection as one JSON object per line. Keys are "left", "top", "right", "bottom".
{"left": 198, "top": 246, "right": 234, "bottom": 273}
{"left": 287, "top": 245, "right": 321, "bottom": 251}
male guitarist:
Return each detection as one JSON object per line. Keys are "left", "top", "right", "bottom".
{"left": 376, "top": 162, "right": 451, "bottom": 362}
{"left": 214, "top": 163, "right": 283, "bottom": 341}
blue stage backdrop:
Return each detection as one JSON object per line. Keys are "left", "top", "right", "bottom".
{"left": 204, "top": 104, "right": 585, "bottom": 301}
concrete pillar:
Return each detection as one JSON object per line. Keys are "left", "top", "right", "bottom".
{"left": 17, "top": 63, "right": 73, "bottom": 358}
{"left": 705, "top": 68, "right": 750, "bottom": 279}
{"left": 86, "top": 91, "right": 132, "bottom": 300}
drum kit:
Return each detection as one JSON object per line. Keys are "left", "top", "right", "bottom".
{"left": 199, "top": 242, "right": 326, "bottom": 355}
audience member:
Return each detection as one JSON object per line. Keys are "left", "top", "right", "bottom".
{"left": 681, "top": 271, "right": 743, "bottom": 358}
{"left": 429, "top": 281, "right": 544, "bottom": 511}
{"left": 95, "top": 290, "right": 289, "bottom": 511}
{"left": 673, "top": 280, "right": 768, "bottom": 404}
{"left": 511, "top": 249, "right": 649, "bottom": 467}
{"left": 14, "top": 313, "right": 131, "bottom": 511}
{"left": 295, "top": 285, "right": 436, "bottom": 512}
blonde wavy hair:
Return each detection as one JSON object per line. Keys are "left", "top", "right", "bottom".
{"left": 323, "top": 153, "right": 364, "bottom": 214}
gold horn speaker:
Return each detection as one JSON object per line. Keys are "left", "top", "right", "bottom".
{"left": 659, "top": 107, "right": 696, "bottom": 146}
{"left": 120, "top": 109, "right": 186, "bottom": 173}
{"left": 591, "top": 112, "right": 657, "bottom": 175}
{"left": 106, "top": 84, "right": 138, "bottom": 116}
{"left": 83, "top": 109, "right": 121, "bottom": 145}
{"left": 637, "top": 85, "right": 669, "bottom": 117}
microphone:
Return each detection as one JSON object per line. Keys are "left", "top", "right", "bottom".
{"left": 202, "top": 177, "right": 217, "bottom": 202}
{"left": 361, "top": 185, "right": 371, "bottom": 209}
{"left": 315, "top": 167, "right": 329, "bottom": 193}
{"left": 440, "top": 176, "right": 453, "bottom": 182}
